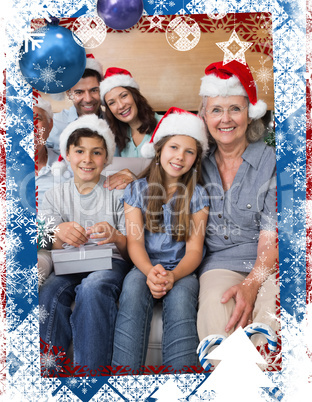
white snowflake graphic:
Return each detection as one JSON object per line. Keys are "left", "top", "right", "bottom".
{"left": 37, "top": 214, "right": 60, "bottom": 249}
{"left": 41, "top": 343, "right": 64, "bottom": 376}
{"left": 148, "top": 0, "right": 176, "bottom": 14}
{"left": 31, "top": 56, "right": 65, "bottom": 93}
{"left": 251, "top": 56, "right": 274, "bottom": 94}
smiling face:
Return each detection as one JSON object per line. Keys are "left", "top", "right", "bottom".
{"left": 104, "top": 87, "right": 139, "bottom": 126}
{"left": 160, "top": 135, "right": 198, "bottom": 184}
{"left": 67, "top": 76, "right": 101, "bottom": 117}
{"left": 204, "top": 95, "right": 251, "bottom": 149}
{"left": 66, "top": 135, "right": 107, "bottom": 193}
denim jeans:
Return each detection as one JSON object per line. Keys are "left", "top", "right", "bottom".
{"left": 112, "top": 267, "right": 199, "bottom": 373}
{"left": 39, "top": 258, "right": 130, "bottom": 371}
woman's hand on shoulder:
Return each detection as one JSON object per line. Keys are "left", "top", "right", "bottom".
{"left": 56, "top": 222, "right": 88, "bottom": 247}
{"left": 103, "top": 169, "right": 136, "bottom": 190}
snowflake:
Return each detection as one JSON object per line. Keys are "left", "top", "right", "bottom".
{"left": 250, "top": 56, "right": 273, "bottom": 94}
{"left": 6, "top": 229, "right": 24, "bottom": 255}
{"left": 22, "top": 30, "right": 45, "bottom": 53}
{"left": 284, "top": 156, "right": 306, "bottom": 192}
{"left": 77, "top": 376, "right": 98, "bottom": 394}
{"left": 19, "top": 132, "right": 34, "bottom": 161}
{"left": 148, "top": 0, "right": 175, "bottom": 14}
{"left": 41, "top": 343, "right": 65, "bottom": 377}
{"left": 6, "top": 106, "right": 32, "bottom": 130}
{"left": 38, "top": 305, "right": 49, "bottom": 325}
{"left": 37, "top": 214, "right": 60, "bottom": 248}
{"left": 31, "top": 56, "right": 65, "bottom": 93}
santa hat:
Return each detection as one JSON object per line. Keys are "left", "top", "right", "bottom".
{"left": 199, "top": 61, "right": 267, "bottom": 120}
{"left": 141, "top": 107, "right": 208, "bottom": 159}
{"left": 100, "top": 67, "right": 139, "bottom": 101}
{"left": 33, "top": 96, "right": 53, "bottom": 120}
{"left": 51, "top": 114, "right": 116, "bottom": 176}
{"left": 85, "top": 53, "right": 103, "bottom": 80}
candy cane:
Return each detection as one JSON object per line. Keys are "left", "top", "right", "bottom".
{"left": 197, "top": 334, "right": 225, "bottom": 371}
{"left": 244, "top": 323, "right": 278, "bottom": 352}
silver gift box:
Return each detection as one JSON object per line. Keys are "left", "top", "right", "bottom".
{"left": 51, "top": 244, "right": 113, "bottom": 275}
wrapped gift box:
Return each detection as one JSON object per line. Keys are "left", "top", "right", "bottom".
{"left": 51, "top": 244, "right": 113, "bottom": 275}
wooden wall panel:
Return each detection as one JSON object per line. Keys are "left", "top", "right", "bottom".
{"left": 42, "top": 15, "right": 274, "bottom": 113}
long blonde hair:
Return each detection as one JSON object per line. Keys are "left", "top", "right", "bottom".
{"left": 138, "top": 136, "right": 203, "bottom": 242}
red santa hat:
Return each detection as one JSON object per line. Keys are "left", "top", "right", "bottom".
{"left": 51, "top": 114, "right": 116, "bottom": 176}
{"left": 100, "top": 67, "right": 139, "bottom": 100}
{"left": 141, "top": 107, "right": 209, "bottom": 159}
{"left": 85, "top": 53, "right": 104, "bottom": 80}
{"left": 199, "top": 61, "right": 267, "bottom": 120}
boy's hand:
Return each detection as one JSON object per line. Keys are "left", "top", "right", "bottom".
{"left": 86, "top": 222, "right": 119, "bottom": 245}
{"left": 103, "top": 169, "right": 135, "bottom": 190}
{"left": 57, "top": 222, "right": 88, "bottom": 247}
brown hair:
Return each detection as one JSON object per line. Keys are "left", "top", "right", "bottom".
{"left": 138, "top": 136, "right": 204, "bottom": 242}
{"left": 104, "top": 87, "right": 158, "bottom": 152}
{"left": 66, "top": 128, "right": 107, "bottom": 154}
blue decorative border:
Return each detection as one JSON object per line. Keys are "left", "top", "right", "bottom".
{"left": 4, "top": 0, "right": 306, "bottom": 400}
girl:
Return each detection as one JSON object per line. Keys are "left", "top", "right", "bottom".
{"left": 100, "top": 67, "right": 162, "bottom": 189}
{"left": 112, "top": 107, "right": 209, "bottom": 373}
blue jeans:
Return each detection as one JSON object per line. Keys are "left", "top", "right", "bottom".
{"left": 112, "top": 267, "right": 199, "bottom": 373}
{"left": 39, "top": 258, "right": 131, "bottom": 371}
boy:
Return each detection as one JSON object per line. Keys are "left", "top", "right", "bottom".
{"left": 39, "top": 114, "right": 131, "bottom": 373}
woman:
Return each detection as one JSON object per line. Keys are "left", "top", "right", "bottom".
{"left": 197, "top": 61, "right": 279, "bottom": 347}
{"left": 100, "top": 67, "right": 161, "bottom": 189}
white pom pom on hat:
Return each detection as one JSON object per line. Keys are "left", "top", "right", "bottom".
{"left": 199, "top": 61, "right": 267, "bottom": 120}
{"left": 51, "top": 114, "right": 116, "bottom": 176}
{"left": 85, "top": 53, "right": 104, "bottom": 79}
{"left": 100, "top": 67, "right": 139, "bottom": 101}
{"left": 140, "top": 107, "right": 209, "bottom": 159}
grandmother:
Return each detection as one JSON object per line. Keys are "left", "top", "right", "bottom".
{"left": 197, "top": 61, "right": 279, "bottom": 346}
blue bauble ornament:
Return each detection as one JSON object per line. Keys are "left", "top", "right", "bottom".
{"left": 97, "top": 0, "right": 143, "bottom": 30}
{"left": 19, "top": 21, "right": 86, "bottom": 93}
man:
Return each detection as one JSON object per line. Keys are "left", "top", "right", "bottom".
{"left": 34, "top": 95, "right": 67, "bottom": 286}
{"left": 34, "top": 96, "right": 62, "bottom": 210}
{"left": 46, "top": 55, "right": 104, "bottom": 152}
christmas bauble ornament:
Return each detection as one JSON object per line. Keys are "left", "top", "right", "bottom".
{"left": 97, "top": 0, "right": 143, "bottom": 30}
{"left": 19, "top": 21, "right": 86, "bottom": 93}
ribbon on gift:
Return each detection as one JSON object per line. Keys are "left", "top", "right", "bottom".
{"left": 62, "top": 242, "right": 98, "bottom": 260}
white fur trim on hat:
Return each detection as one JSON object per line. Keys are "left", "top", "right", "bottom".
{"left": 141, "top": 108, "right": 208, "bottom": 159}
{"left": 86, "top": 58, "right": 103, "bottom": 79}
{"left": 199, "top": 75, "right": 248, "bottom": 98}
{"left": 52, "top": 114, "right": 116, "bottom": 176}
{"left": 34, "top": 97, "right": 53, "bottom": 120}
{"left": 100, "top": 75, "right": 139, "bottom": 100}
{"left": 248, "top": 99, "right": 267, "bottom": 119}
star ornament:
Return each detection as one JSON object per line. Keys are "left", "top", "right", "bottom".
{"left": 216, "top": 30, "right": 253, "bottom": 65}
{"left": 146, "top": 14, "right": 165, "bottom": 30}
